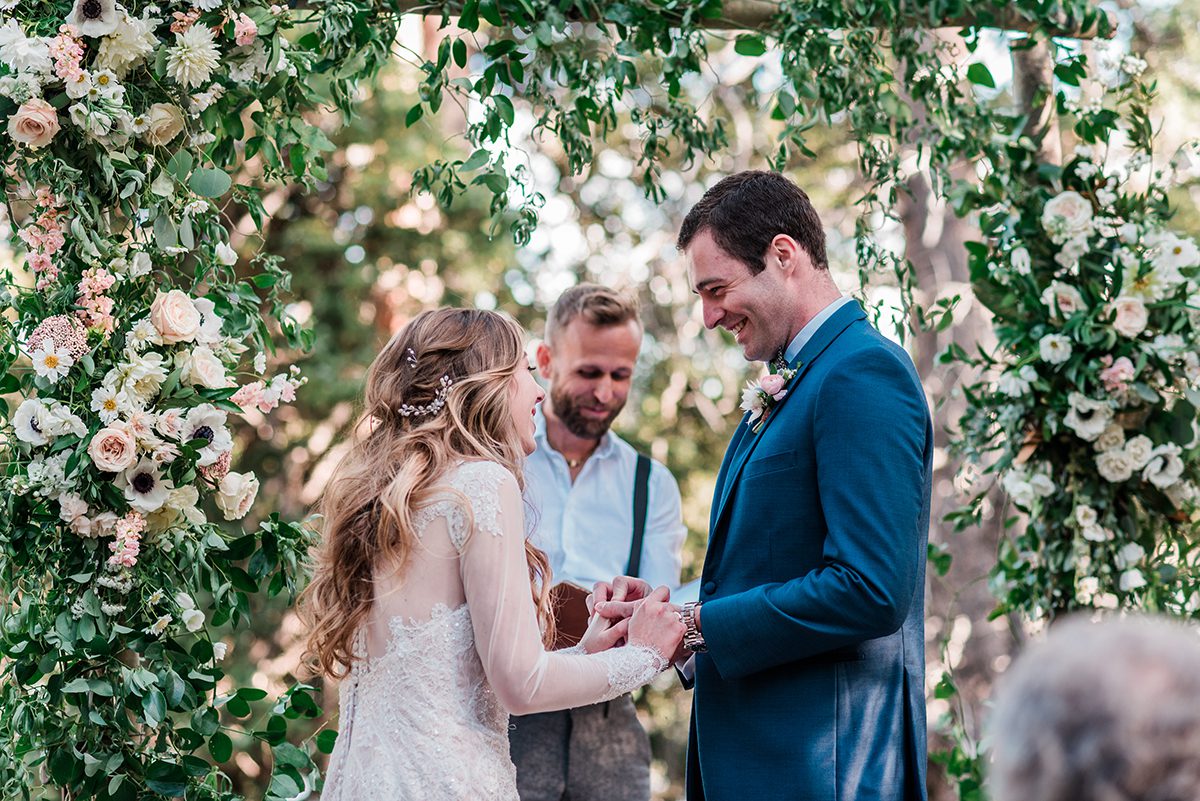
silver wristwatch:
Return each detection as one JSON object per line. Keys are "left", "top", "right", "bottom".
{"left": 681, "top": 601, "right": 707, "bottom": 653}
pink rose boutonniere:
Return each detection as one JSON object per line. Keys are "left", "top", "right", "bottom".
{"left": 740, "top": 363, "right": 799, "bottom": 433}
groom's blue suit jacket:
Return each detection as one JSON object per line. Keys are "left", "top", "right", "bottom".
{"left": 687, "top": 301, "right": 932, "bottom": 801}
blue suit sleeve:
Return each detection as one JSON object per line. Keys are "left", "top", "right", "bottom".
{"left": 700, "top": 347, "right": 929, "bottom": 681}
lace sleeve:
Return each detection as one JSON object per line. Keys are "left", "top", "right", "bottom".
{"left": 459, "top": 466, "right": 668, "bottom": 715}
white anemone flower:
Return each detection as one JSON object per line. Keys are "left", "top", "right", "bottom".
{"left": 66, "top": 0, "right": 122, "bottom": 37}
{"left": 183, "top": 403, "right": 233, "bottom": 466}
{"left": 13, "top": 398, "right": 50, "bottom": 446}
{"left": 117, "top": 457, "right": 175, "bottom": 512}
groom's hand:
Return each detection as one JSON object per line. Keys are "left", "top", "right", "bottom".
{"left": 587, "top": 576, "right": 655, "bottom": 616}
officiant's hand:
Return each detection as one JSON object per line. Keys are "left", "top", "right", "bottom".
{"left": 587, "top": 575, "right": 657, "bottom": 616}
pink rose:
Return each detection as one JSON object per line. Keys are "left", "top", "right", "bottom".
{"left": 1110, "top": 296, "right": 1148, "bottom": 338}
{"left": 150, "top": 289, "right": 201, "bottom": 343}
{"left": 8, "top": 100, "right": 61, "bottom": 150}
{"left": 216, "top": 471, "right": 259, "bottom": 521}
{"left": 1099, "top": 356, "right": 1136, "bottom": 393}
{"left": 759, "top": 373, "right": 788, "bottom": 400}
{"left": 234, "top": 13, "right": 258, "bottom": 46}
{"left": 88, "top": 425, "right": 137, "bottom": 473}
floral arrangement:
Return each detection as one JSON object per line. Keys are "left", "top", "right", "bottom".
{"left": 948, "top": 46, "right": 1200, "bottom": 622}
{"left": 0, "top": 0, "right": 400, "bottom": 796}
{"left": 739, "top": 362, "right": 797, "bottom": 434}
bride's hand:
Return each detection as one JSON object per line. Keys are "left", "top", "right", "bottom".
{"left": 578, "top": 611, "right": 629, "bottom": 654}
{"left": 626, "top": 585, "right": 685, "bottom": 659}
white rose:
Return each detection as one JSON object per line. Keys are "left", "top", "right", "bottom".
{"left": 1123, "top": 435, "right": 1154, "bottom": 468}
{"left": 87, "top": 425, "right": 138, "bottom": 473}
{"left": 1011, "top": 247, "right": 1031, "bottom": 275}
{"left": 1074, "top": 505, "right": 1098, "bottom": 528}
{"left": 1110, "top": 296, "right": 1148, "bottom": 338}
{"left": 1040, "top": 281, "right": 1087, "bottom": 319}
{"left": 1119, "top": 569, "right": 1147, "bottom": 592}
{"left": 216, "top": 471, "right": 259, "bottom": 521}
{"left": 214, "top": 242, "right": 238, "bottom": 265}
{"left": 179, "top": 345, "right": 228, "bottom": 389}
{"left": 1116, "top": 542, "right": 1146, "bottom": 569}
{"left": 1039, "top": 334, "right": 1073, "bottom": 365}
{"left": 181, "top": 608, "right": 205, "bottom": 632}
{"left": 1029, "top": 474, "right": 1056, "bottom": 498}
{"left": 1042, "top": 191, "right": 1094, "bottom": 243}
{"left": 150, "top": 289, "right": 201, "bottom": 343}
{"left": 141, "top": 102, "right": 185, "bottom": 146}
{"left": 1096, "top": 449, "right": 1134, "bottom": 483}
{"left": 1095, "top": 423, "right": 1126, "bottom": 453}
{"left": 1082, "top": 524, "right": 1112, "bottom": 542}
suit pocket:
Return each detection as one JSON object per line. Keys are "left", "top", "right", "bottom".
{"left": 742, "top": 449, "right": 796, "bottom": 478}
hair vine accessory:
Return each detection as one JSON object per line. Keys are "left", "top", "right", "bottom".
{"left": 405, "top": 348, "right": 418, "bottom": 368}
{"left": 398, "top": 375, "right": 453, "bottom": 418}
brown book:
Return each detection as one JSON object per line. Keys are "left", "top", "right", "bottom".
{"left": 549, "top": 581, "right": 593, "bottom": 651}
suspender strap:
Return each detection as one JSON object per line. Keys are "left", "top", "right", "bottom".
{"left": 626, "top": 453, "right": 651, "bottom": 578}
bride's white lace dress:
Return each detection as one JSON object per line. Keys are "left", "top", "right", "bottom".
{"left": 322, "top": 460, "right": 667, "bottom": 800}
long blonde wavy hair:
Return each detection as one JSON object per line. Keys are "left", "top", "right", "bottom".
{"left": 301, "top": 308, "right": 554, "bottom": 678}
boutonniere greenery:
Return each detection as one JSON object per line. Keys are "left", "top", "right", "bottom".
{"left": 740, "top": 359, "right": 799, "bottom": 434}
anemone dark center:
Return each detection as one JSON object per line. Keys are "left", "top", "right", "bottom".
{"left": 82, "top": 0, "right": 103, "bottom": 19}
{"left": 132, "top": 472, "right": 155, "bottom": 493}
{"left": 29, "top": 416, "right": 41, "bottom": 433}
{"left": 193, "top": 426, "right": 215, "bottom": 443}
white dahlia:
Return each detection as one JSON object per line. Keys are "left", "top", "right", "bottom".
{"left": 95, "top": 11, "right": 158, "bottom": 76}
{"left": 166, "top": 25, "right": 219, "bottom": 89}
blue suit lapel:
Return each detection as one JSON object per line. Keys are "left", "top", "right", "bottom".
{"left": 709, "top": 301, "right": 868, "bottom": 542}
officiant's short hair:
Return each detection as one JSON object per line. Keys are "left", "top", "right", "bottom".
{"left": 544, "top": 284, "right": 641, "bottom": 347}
{"left": 988, "top": 615, "right": 1200, "bottom": 801}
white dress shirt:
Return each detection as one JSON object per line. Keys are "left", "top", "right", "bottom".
{"left": 524, "top": 408, "right": 686, "bottom": 592}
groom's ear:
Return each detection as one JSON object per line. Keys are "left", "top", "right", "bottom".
{"left": 536, "top": 341, "right": 554, "bottom": 379}
{"left": 769, "top": 234, "right": 803, "bottom": 276}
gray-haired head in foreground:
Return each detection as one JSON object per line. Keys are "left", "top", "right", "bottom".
{"left": 988, "top": 615, "right": 1200, "bottom": 801}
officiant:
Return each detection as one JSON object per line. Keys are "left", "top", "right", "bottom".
{"left": 512, "top": 284, "right": 687, "bottom": 801}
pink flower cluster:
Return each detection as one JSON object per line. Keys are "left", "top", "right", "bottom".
{"left": 108, "top": 512, "right": 147, "bottom": 568}
{"left": 19, "top": 190, "right": 66, "bottom": 290}
{"left": 234, "top": 13, "right": 258, "bottom": 46}
{"left": 77, "top": 268, "right": 117, "bottom": 336}
{"left": 48, "top": 25, "right": 85, "bottom": 84}
{"left": 232, "top": 371, "right": 301, "bottom": 414}
{"left": 1099, "top": 355, "right": 1136, "bottom": 393}
{"left": 171, "top": 9, "right": 200, "bottom": 33}
{"left": 198, "top": 450, "right": 232, "bottom": 483}
{"left": 25, "top": 314, "right": 88, "bottom": 360}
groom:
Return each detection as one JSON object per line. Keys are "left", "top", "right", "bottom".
{"left": 594, "top": 171, "right": 933, "bottom": 800}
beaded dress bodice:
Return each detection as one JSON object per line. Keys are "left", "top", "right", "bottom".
{"left": 322, "top": 461, "right": 667, "bottom": 800}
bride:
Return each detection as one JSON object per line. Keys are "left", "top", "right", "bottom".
{"left": 302, "top": 308, "right": 684, "bottom": 799}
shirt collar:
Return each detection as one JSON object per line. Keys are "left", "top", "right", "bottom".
{"left": 783, "top": 296, "right": 854, "bottom": 364}
{"left": 533, "top": 406, "right": 616, "bottom": 460}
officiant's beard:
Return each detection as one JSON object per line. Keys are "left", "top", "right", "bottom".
{"left": 550, "top": 386, "right": 623, "bottom": 440}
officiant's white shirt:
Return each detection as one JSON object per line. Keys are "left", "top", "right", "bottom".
{"left": 524, "top": 408, "right": 686, "bottom": 592}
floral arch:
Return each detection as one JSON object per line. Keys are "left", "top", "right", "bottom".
{"left": 0, "top": 0, "right": 1196, "bottom": 797}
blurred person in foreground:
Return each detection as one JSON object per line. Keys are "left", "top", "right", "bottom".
{"left": 592, "top": 170, "right": 933, "bottom": 800}
{"left": 510, "top": 285, "right": 687, "bottom": 801}
{"left": 989, "top": 614, "right": 1200, "bottom": 801}
{"left": 301, "top": 308, "right": 684, "bottom": 800}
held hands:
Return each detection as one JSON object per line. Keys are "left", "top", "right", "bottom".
{"left": 589, "top": 579, "right": 684, "bottom": 661}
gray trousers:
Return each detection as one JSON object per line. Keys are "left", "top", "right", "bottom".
{"left": 509, "top": 694, "right": 651, "bottom": 801}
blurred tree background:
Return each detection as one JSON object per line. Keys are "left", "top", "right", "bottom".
{"left": 207, "top": 3, "right": 1200, "bottom": 799}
